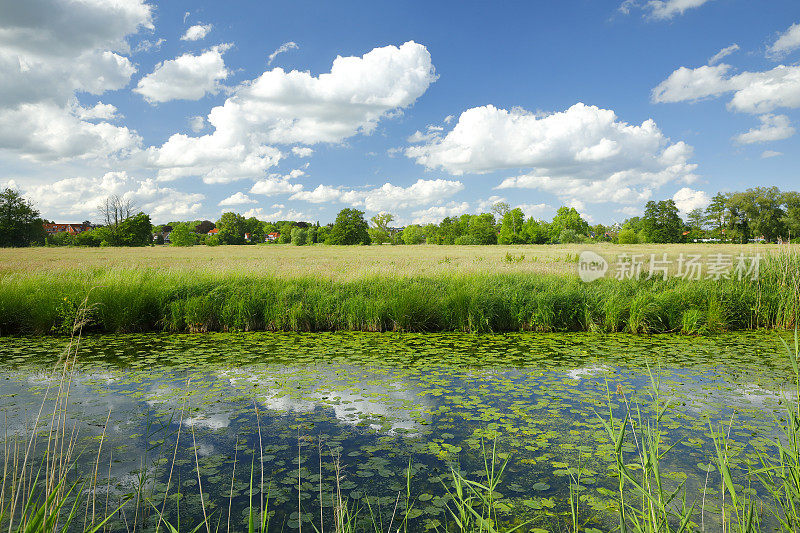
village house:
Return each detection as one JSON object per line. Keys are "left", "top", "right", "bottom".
{"left": 265, "top": 232, "right": 280, "bottom": 242}
{"left": 42, "top": 223, "right": 93, "bottom": 235}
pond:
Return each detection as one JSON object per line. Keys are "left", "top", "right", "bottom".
{"left": 0, "top": 332, "right": 794, "bottom": 532}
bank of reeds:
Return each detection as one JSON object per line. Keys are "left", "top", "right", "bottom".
{"left": 1, "top": 250, "right": 797, "bottom": 336}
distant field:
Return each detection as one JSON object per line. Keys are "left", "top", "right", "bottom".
{"left": 0, "top": 243, "right": 793, "bottom": 280}
{"left": 1, "top": 244, "right": 798, "bottom": 335}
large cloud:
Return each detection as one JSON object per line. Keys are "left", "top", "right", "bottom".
{"left": 23, "top": 171, "right": 204, "bottom": 222}
{"left": 0, "top": 103, "right": 140, "bottom": 161}
{"left": 652, "top": 63, "right": 800, "bottom": 114}
{"left": 135, "top": 46, "right": 229, "bottom": 103}
{"left": 0, "top": 0, "right": 152, "bottom": 161}
{"left": 147, "top": 41, "right": 436, "bottom": 183}
{"left": 289, "top": 178, "right": 463, "bottom": 212}
{"left": 406, "top": 103, "right": 696, "bottom": 205}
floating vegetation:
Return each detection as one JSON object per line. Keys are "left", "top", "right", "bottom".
{"left": 0, "top": 331, "right": 798, "bottom": 531}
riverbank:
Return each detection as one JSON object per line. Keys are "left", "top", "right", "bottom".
{"left": 1, "top": 248, "right": 797, "bottom": 335}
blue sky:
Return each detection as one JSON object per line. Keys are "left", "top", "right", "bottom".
{"left": 1, "top": 0, "right": 799, "bottom": 224}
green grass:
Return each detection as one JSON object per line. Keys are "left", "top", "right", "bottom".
{"left": 0, "top": 249, "right": 798, "bottom": 335}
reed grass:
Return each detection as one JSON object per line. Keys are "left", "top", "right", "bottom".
{"left": 1, "top": 249, "right": 798, "bottom": 335}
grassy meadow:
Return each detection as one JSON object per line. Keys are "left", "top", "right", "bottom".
{"left": 1, "top": 242, "right": 793, "bottom": 279}
{"left": 0, "top": 243, "right": 798, "bottom": 335}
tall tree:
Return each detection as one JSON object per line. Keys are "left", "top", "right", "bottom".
{"left": 98, "top": 195, "right": 136, "bottom": 243}
{"left": 194, "top": 220, "right": 216, "bottom": 234}
{"left": 490, "top": 201, "right": 510, "bottom": 219}
{"left": 641, "top": 200, "right": 683, "bottom": 243}
{"left": 0, "top": 188, "right": 46, "bottom": 247}
{"left": 686, "top": 208, "right": 706, "bottom": 230}
{"left": 731, "top": 187, "right": 786, "bottom": 242}
{"left": 783, "top": 191, "right": 800, "bottom": 239}
{"left": 498, "top": 208, "right": 525, "bottom": 244}
{"left": 170, "top": 222, "right": 197, "bottom": 246}
{"left": 329, "top": 208, "right": 371, "bottom": 245}
{"left": 549, "top": 207, "right": 590, "bottom": 242}
{"left": 216, "top": 212, "right": 248, "bottom": 244}
{"left": 705, "top": 192, "right": 729, "bottom": 239}
{"left": 369, "top": 212, "right": 394, "bottom": 244}
{"left": 466, "top": 213, "right": 497, "bottom": 245}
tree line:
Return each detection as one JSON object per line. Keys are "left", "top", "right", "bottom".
{"left": 2, "top": 186, "right": 799, "bottom": 247}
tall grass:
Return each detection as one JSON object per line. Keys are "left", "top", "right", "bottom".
{"left": 0, "top": 250, "right": 798, "bottom": 335}
{"left": 0, "top": 297, "right": 128, "bottom": 532}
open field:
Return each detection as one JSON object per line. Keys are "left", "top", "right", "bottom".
{"left": 1, "top": 243, "right": 796, "bottom": 280}
{"left": 0, "top": 245, "right": 797, "bottom": 335}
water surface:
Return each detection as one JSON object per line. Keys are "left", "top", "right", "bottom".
{"left": 0, "top": 332, "right": 792, "bottom": 531}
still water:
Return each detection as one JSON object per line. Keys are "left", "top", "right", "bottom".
{"left": 0, "top": 332, "right": 793, "bottom": 531}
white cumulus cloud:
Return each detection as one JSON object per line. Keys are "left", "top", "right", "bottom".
{"left": 181, "top": 24, "right": 212, "bottom": 41}
{"left": 768, "top": 23, "right": 800, "bottom": 59}
{"left": 290, "top": 178, "right": 463, "bottom": 212}
{"left": 407, "top": 103, "right": 696, "bottom": 205}
{"left": 652, "top": 63, "right": 800, "bottom": 114}
{"left": 218, "top": 192, "right": 257, "bottom": 206}
{"left": 734, "top": 114, "right": 795, "bottom": 144}
{"left": 410, "top": 202, "right": 471, "bottom": 224}
{"left": 146, "top": 41, "right": 436, "bottom": 183}
{"left": 672, "top": 187, "right": 711, "bottom": 217}
{"left": 0, "top": 0, "right": 151, "bottom": 162}
{"left": 249, "top": 176, "right": 304, "bottom": 196}
{"left": 135, "top": 45, "right": 230, "bottom": 103}
{"left": 22, "top": 171, "right": 204, "bottom": 223}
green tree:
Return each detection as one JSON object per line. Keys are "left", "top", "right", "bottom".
{"left": 641, "top": 200, "right": 683, "bottom": 243}
{"left": 329, "top": 208, "right": 371, "bottom": 245}
{"left": 402, "top": 224, "right": 425, "bottom": 244}
{"left": 216, "top": 212, "right": 248, "bottom": 244}
{"left": 170, "top": 222, "right": 197, "bottom": 246}
{"left": 617, "top": 225, "right": 639, "bottom": 244}
{"left": 194, "top": 220, "right": 215, "bottom": 234}
{"left": 244, "top": 217, "right": 265, "bottom": 243}
{"left": 369, "top": 213, "right": 394, "bottom": 244}
{"left": 705, "top": 193, "right": 729, "bottom": 239}
{"left": 73, "top": 230, "right": 102, "bottom": 247}
{"left": 436, "top": 217, "right": 463, "bottom": 244}
{"left": 490, "top": 201, "right": 510, "bottom": 219}
{"left": 498, "top": 208, "right": 525, "bottom": 244}
{"left": 466, "top": 213, "right": 497, "bottom": 245}
{"left": 549, "top": 207, "right": 589, "bottom": 243}
{"left": 290, "top": 227, "right": 307, "bottom": 245}
{"left": 48, "top": 231, "right": 73, "bottom": 246}
{"left": 731, "top": 187, "right": 786, "bottom": 242}
{"left": 521, "top": 218, "right": 549, "bottom": 244}
{"left": 558, "top": 229, "right": 582, "bottom": 243}
{"left": 0, "top": 188, "right": 46, "bottom": 247}
{"left": 686, "top": 208, "right": 706, "bottom": 230}
{"left": 115, "top": 213, "right": 152, "bottom": 246}
{"left": 784, "top": 191, "right": 800, "bottom": 239}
